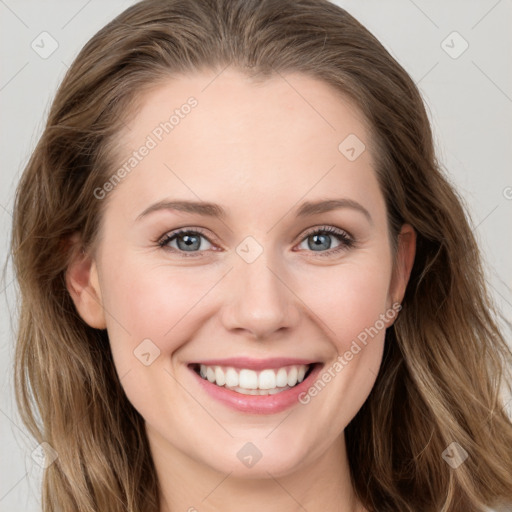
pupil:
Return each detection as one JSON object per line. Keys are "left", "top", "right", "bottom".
{"left": 178, "top": 234, "right": 200, "bottom": 251}
{"left": 310, "top": 233, "right": 331, "bottom": 251}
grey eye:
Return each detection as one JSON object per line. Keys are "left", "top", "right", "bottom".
{"left": 298, "top": 232, "right": 342, "bottom": 252}
{"left": 165, "top": 232, "right": 213, "bottom": 252}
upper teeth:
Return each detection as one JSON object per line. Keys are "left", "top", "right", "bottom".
{"left": 199, "top": 364, "right": 309, "bottom": 390}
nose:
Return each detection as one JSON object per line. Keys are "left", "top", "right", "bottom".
{"left": 220, "top": 248, "right": 301, "bottom": 340}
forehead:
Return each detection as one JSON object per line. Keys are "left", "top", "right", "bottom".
{"left": 107, "top": 69, "right": 383, "bottom": 221}
{"left": 120, "top": 68, "right": 371, "bottom": 154}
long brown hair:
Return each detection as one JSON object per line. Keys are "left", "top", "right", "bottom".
{"left": 11, "top": 0, "right": 512, "bottom": 510}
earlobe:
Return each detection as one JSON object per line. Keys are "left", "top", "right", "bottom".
{"left": 387, "top": 223, "right": 416, "bottom": 320}
{"left": 65, "top": 235, "right": 107, "bottom": 330}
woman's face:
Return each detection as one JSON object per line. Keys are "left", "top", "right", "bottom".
{"left": 69, "top": 69, "right": 414, "bottom": 477}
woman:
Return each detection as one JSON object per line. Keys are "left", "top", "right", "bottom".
{"left": 11, "top": 0, "right": 512, "bottom": 510}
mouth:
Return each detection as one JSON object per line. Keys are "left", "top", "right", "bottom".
{"left": 188, "top": 362, "right": 319, "bottom": 396}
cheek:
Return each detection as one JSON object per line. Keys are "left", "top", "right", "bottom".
{"left": 101, "top": 244, "right": 393, "bottom": 359}
{"left": 299, "top": 255, "right": 393, "bottom": 350}
{"left": 290, "top": 261, "right": 391, "bottom": 444}
{"left": 100, "top": 256, "right": 220, "bottom": 358}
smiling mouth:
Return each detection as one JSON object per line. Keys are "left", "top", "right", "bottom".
{"left": 189, "top": 363, "right": 318, "bottom": 395}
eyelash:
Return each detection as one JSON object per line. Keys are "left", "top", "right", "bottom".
{"left": 156, "top": 225, "right": 355, "bottom": 258}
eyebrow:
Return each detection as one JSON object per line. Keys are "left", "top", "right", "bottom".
{"left": 296, "top": 198, "right": 372, "bottom": 224}
{"left": 136, "top": 198, "right": 372, "bottom": 224}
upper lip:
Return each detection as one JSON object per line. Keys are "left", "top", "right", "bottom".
{"left": 189, "top": 357, "right": 318, "bottom": 371}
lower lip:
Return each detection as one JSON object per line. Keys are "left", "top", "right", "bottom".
{"left": 189, "top": 364, "right": 323, "bottom": 414}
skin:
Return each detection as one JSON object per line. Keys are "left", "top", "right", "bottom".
{"left": 66, "top": 68, "right": 416, "bottom": 512}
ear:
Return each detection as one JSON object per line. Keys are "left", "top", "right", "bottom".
{"left": 65, "top": 234, "right": 107, "bottom": 329}
{"left": 387, "top": 223, "right": 416, "bottom": 320}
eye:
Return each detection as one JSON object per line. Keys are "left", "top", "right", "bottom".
{"left": 157, "top": 228, "right": 214, "bottom": 257}
{"left": 157, "top": 225, "right": 355, "bottom": 258}
{"left": 296, "top": 225, "right": 354, "bottom": 256}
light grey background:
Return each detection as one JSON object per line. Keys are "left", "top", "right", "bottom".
{"left": 1, "top": 1, "right": 511, "bottom": 510}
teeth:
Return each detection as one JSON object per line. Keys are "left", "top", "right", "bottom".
{"left": 276, "top": 368, "right": 288, "bottom": 387}
{"left": 287, "top": 366, "right": 298, "bottom": 386}
{"left": 225, "top": 367, "right": 238, "bottom": 387}
{"left": 227, "top": 385, "right": 292, "bottom": 395}
{"left": 215, "top": 366, "right": 225, "bottom": 386}
{"left": 239, "top": 369, "right": 259, "bottom": 389}
{"left": 206, "top": 366, "right": 216, "bottom": 383}
{"left": 258, "top": 369, "right": 276, "bottom": 390}
{"left": 196, "top": 363, "right": 311, "bottom": 393}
